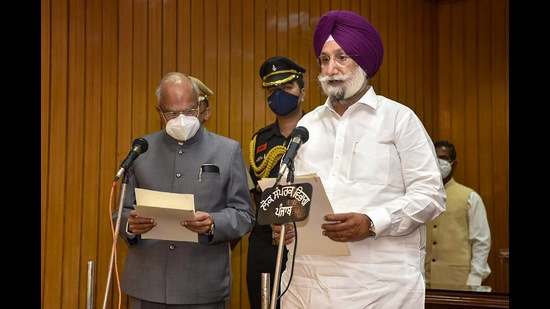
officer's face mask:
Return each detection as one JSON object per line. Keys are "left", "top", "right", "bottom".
{"left": 267, "top": 89, "right": 300, "bottom": 116}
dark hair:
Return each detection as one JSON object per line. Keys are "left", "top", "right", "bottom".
{"left": 434, "top": 140, "right": 456, "bottom": 161}
{"left": 296, "top": 76, "right": 305, "bottom": 89}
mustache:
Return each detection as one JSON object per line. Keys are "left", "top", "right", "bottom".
{"left": 318, "top": 72, "right": 351, "bottom": 82}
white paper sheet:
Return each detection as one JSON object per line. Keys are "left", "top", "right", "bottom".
{"left": 258, "top": 174, "right": 350, "bottom": 256}
{"left": 134, "top": 188, "right": 198, "bottom": 242}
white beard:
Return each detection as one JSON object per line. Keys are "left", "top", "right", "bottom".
{"left": 318, "top": 66, "right": 367, "bottom": 101}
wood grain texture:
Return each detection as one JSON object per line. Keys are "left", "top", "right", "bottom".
{"left": 41, "top": 1, "right": 509, "bottom": 308}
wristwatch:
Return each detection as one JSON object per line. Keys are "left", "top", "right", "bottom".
{"left": 204, "top": 222, "right": 215, "bottom": 236}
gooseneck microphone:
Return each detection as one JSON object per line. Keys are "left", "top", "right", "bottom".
{"left": 114, "top": 137, "right": 149, "bottom": 181}
{"left": 276, "top": 126, "right": 309, "bottom": 182}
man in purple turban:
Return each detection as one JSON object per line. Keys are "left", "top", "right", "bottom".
{"left": 271, "top": 10, "right": 445, "bottom": 309}
{"left": 313, "top": 10, "right": 384, "bottom": 78}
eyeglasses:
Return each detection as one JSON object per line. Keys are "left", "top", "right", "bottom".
{"left": 158, "top": 105, "right": 199, "bottom": 120}
{"left": 317, "top": 53, "right": 358, "bottom": 68}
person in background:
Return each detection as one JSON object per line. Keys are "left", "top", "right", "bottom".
{"left": 426, "top": 140, "right": 492, "bottom": 287}
{"left": 270, "top": 10, "right": 446, "bottom": 308}
{"left": 189, "top": 76, "right": 213, "bottom": 125}
{"left": 243, "top": 56, "right": 307, "bottom": 309}
{"left": 113, "top": 72, "right": 255, "bottom": 309}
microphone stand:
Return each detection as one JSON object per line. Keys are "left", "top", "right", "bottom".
{"left": 102, "top": 173, "right": 129, "bottom": 309}
{"left": 268, "top": 161, "right": 295, "bottom": 309}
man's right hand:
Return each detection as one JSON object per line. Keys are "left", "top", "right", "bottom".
{"left": 270, "top": 223, "right": 295, "bottom": 245}
{"left": 127, "top": 209, "right": 156, "bottom": 235}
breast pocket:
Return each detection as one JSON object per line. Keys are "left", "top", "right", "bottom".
{"left": 195, "top": 164, "right": 222, "bottom": 210}
{"left": 348, "top": 142, "right": 389, "bottom": 184}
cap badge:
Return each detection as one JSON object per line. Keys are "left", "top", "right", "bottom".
{"left": 271, "top": 65, "right": 277, "bottom": 72}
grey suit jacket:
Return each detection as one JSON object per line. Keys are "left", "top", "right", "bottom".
{"left": 113, "top": 127, "right": 255, "bottom": 304}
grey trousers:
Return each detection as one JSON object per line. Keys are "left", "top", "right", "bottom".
{"left": 129, "top": 297, "right": 226, "bottom": 309}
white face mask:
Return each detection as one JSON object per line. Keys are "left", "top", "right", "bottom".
{"left": 437, "top": 158, "right": 453, "bottom": 179}
{"left": 165, "top": 114, "right": 200, "bottom": 142}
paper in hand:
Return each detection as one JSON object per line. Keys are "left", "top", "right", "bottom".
{"left": 258, "top": 174, "right": 350, "bottom": 256}
{"left": 134, "top": 188, "right": 198, "bottom": 242}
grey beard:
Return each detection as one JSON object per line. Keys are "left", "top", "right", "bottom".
{"left": 319, "top": 66, "right": 368, "bottom": 103}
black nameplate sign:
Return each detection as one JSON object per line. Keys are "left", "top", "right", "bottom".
{"left": 257, "top": 183, "right": 313, "bottom": 225}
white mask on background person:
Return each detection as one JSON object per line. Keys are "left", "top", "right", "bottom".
{"left": 437, "top": 158, "right": 453, "bottom": 179}
{"left": 165, "top": 114, "right": 200, "bottom": 142}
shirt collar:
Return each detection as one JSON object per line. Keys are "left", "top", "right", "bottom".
{"left": 323, "top": 86, "right": 378, "bottom": 112}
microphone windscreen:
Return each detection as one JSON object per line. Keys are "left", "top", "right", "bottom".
{"left": 291, "top": 126, "right": 309, "bottom": 143}
{"left": 132, "top": 137, "right": 149, "bottom": 154}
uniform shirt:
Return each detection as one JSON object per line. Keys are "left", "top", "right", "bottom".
{"left": 249, "top": 122, "right": 289, "bottom": 242}
{"left": 426, "top": 177, "right": 491, "bottom": 286}
{"left": 248, "top": 119, "right": 307, "bottom": 309}
{"left": 114, "top": 126, "right": 255, "bottom": 305}
{"left": 280, "top": 87, "right": 446, "bottom": 309}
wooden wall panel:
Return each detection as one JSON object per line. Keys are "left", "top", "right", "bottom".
{"left": 216, "top": 0, "right": 231, "bottom": 138}
{"left": 113, "top": 1, "right": 135, "bottom": 304}
{"left": 41, "top": 0, "right": 509, "bottom": 308}
{"left": 373, "top": 0, "right": 388, "bottom": 96}
{"left": 405, "top": 0, "right": 418, "bottom": 112}
{"left": 476, "top": 0, "right": 497, "bottom": 291}
{"left": 242, "top": 0, "right": 256, "bottom": 147}
{"left": 229, "top": 1, "right": 244, "bottom": 143}
{"left": 438, "top": 2, "right": 452, "bottom": 137}
{"left": 423, "top": 0, "right": 437, "bottom": 134}
{"left": 306, "top": 1, "right": 323, "bottom": 112}
{"left": 101, "top": 0, "right": 125, "bottom": 307}
{"left": 386, "top": 0, "right": 399, "bottom": 101}
{"left": 66, "top": 0, "right": 86, "bottom": 308}
{"left": 450, "top": 0, "right": 466, "bottom": 152}
{"left": 43, "top": 0, "right": 69, "bottom": 308}
{"left": 396, "top": 1, "right": 408, "bottom": 106}
{"left": 463, "top": 0, "right": 480, "bottom": 191}
{"left": 252, "top": 1, "right": 267, "bottom": 137}
{"left": 203, "top": 0, "right": 220, "bottom": 134}
{"left": 147, "top": 0, "right": 163, "bottom": 133}
{"left": 434, "top": 0, "right": 509, "bottom": 292}
{"left": 490, "top": 0, "right": 509, "bottom": 293}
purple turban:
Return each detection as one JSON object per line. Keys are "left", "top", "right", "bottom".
{"left": 313, "top": 10, "right": 384, "bottom": 78}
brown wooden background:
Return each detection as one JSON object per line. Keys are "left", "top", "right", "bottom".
{"left": 41, "top": 0, "right": 509, "bottom": 308}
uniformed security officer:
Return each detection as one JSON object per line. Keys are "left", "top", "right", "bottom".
{"left": 245, "top": 56, "right": 307, "bottom": 309}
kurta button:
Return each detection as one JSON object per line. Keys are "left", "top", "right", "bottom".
{"left": 178, "top": 149, "right": 183, "bottom": 155}
{"left": 433, "top": 241, "right": 437, "bottom": 245}
{"left": 432, "top": 259, "right": 436, "bottom": 262}
{"left": 176, "top": 172, "right": 182, "bottom": 178}
{"left": 169, "top": 245, "right": 175, "bottom": 250}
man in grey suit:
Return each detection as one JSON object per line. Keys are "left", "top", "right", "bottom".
{"left": 113, "top": 72, "right": 255, "bottom": 308}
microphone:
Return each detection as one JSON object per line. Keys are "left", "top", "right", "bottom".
{"left": 114, "top": 137, "right": 149, "bottom": 181}
{"left": 276, "top": 126, "right": 309, "bottom": 182}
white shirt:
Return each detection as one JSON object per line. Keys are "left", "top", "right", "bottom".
{"left": 280, "top": 87, "right": 446, "bottom": 309}
{"left": 465, "top": 189, "right": 492, "bottom": 285}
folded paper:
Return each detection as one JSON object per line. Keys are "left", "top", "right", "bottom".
{"left": 134, "top": 188, "right": 197, "bottom": 242}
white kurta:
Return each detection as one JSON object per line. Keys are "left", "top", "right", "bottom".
{"left": 279, "top": 87, "right": 446, "bottom": 309}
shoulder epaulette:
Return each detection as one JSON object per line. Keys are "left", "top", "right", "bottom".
{"left": 253, "top": 123, "right": 276, "bottom": 137}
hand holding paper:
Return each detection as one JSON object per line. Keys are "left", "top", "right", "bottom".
{"left": 181, "top": 211, "right": 215, "bottom": 235}
{"left": 258, "top": 174, "right": 350, "bottom": 256}
{"left": 134, "top": 188, "right": 198, "bottom": 242}
{"left": 127, "top": 209, "right": 156, "bottom": 235}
